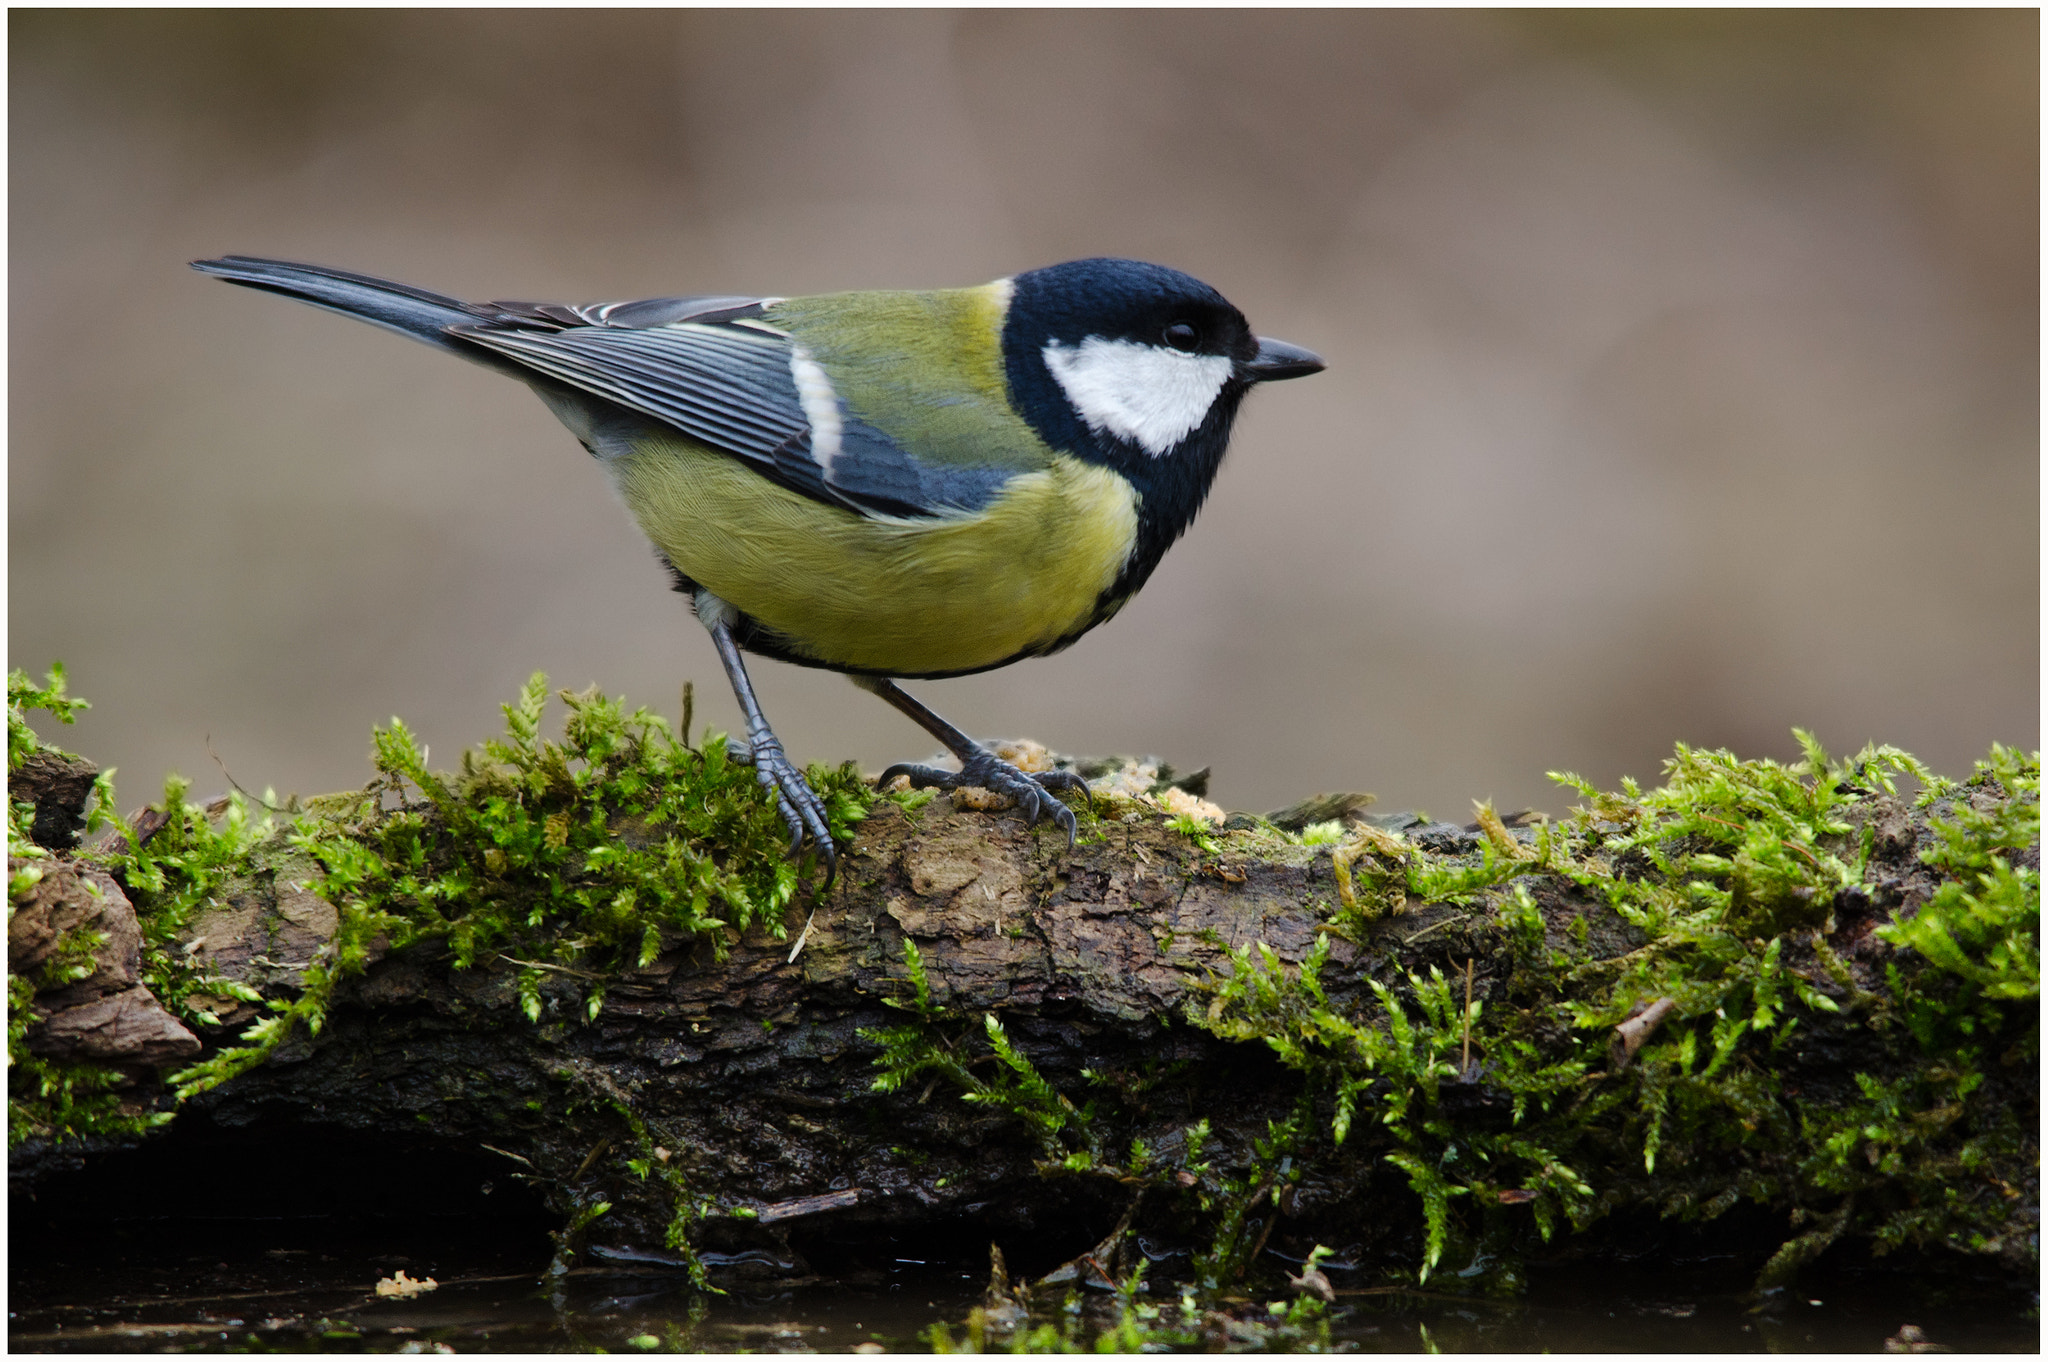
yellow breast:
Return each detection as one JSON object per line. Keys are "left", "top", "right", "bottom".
{"left": 610, "top": 440, "right": 1139, "bottom": 676}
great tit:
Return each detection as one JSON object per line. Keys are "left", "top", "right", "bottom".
{"left": 191, "top": 255, "right": 1324, "bottom": 882}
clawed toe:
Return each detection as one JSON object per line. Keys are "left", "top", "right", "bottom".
{"left": 1033, "top": 768, "right": 1092, "bottom": 799}
{"left": 1015, "top": 787, "right": 1078, "bottom": 847}
{"left": 877, "top": 761, "right": 955, "bottom": 793}
{"left": 751, "top": 739, "right": 836, "bottom": 890}
{"left": 877, "top": 750, "right": 1089, "bottom": 849}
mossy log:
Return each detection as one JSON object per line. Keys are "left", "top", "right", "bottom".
{"left": 9, "top": 717, "right": 2039, "bottom": 1298}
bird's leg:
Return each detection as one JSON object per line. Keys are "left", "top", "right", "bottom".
{"left": 700, "top": 598, "right": 836, "bottom": 888}
{"left": 854, "top": 675, "right": 1090, "bottom": 848}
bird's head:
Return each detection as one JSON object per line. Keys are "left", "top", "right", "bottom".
{"left": 999, "top": 257, "right": 1323, "bottom": 473}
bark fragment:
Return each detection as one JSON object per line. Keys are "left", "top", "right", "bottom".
{"left": 29, "top": 984, "right": 201, "bottom": 1066}
{"left": 10, "top": 749, "right": 98, "bottom": 851}
{"left": 8, "top": 854, "right": 198, "bottom": 1069}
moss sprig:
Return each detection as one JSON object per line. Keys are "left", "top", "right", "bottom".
{"left": 7, "top": 663, "right": 87, "bottom": 772}
{"left": 1187, "top": 732, "right": 2036, "bottom": 1289}
{"left": 137, "top": 674, "right": 870, "bottom": 1102}
{"left": 8, "top": 665, "right": 179, "bottom": 1147}
{"left": 863, "top": 939, "right": 1098, "bottom": 1166}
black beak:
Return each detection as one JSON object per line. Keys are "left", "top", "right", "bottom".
{"left": 1242, "top": 336, "right": 1325, "bottom": 382}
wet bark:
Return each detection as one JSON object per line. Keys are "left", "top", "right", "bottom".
{"left": 10, "top": 784, "right": 2038, "bottom": 1292}
{"left": 164, "top": 799, "right": 1379, "bottom": 1250}
{"left": 9, "top": 858, "right": 200, "bottom": 1075}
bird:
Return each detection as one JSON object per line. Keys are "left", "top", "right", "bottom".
{"left": 191, "top": 254, "right": 1324, "bottom": 885}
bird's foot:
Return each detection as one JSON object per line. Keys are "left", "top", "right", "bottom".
{"left": 878, "top": 748, "right": 1091, "bottom": 848}
{"left": 730, "top": 734, "right": 836, "bottom": 889}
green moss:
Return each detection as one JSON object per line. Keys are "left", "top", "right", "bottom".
{"left": 7, "top": 665, "right": 173, "bottom": 1148}
{"left": 6, "top": 973, "right": 168, "bottom": 1148}
{"left": 1195, "top": 732, "right": 2038, "bottom": 1289}
{"left": 588, "top": 1085, "right": 718, "bottom": 1291}
{"left": 863, "top": 939, "right": 1098, "bottom": 1165}
{"left": 129, "top": 674, "right": 870, "bottom": 1102}
{"left": 7, "top": 663, "right": 87, "bottom": 772}
{"left": 49, "top": 671, "right": 871, "bottom": 1263}
{"left": 1201, "top": 938, "right": 1594, "bottom": 1283}
{"left": 1165, "top": 812, "right": 1220, "bottom": 855}
{"left": 1880, "top": 743, "right": 2038, "bottom": 1030}
{"left": 120, "top": 778, "right": 282, "bottom": 1016}
{"left": 12, "top": 664, "right": 2034, "bottom": 1300}
{"left": 881, "top": 731, "right": 2036, "bottom": 1294}
{"left": 4, "top": 878, "right": 135, "bottom": 1147}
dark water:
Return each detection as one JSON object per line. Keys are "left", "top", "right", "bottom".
{"left": 10, "top": 1128, "right": 2036, "bottom": 1351}
{"left": 8, "top": 1217, "right": 2036, "bottom": 1353}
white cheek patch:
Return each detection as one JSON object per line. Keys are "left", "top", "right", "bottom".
{"left": 788, "top": 344, "right": 843, "bottom": 476}
{"left": 1041, "top": 337, "right": 1234, "bottom": 457}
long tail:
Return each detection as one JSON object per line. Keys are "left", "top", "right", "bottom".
{"left": 191, "top": 255, "right": 496, "bottom": 361}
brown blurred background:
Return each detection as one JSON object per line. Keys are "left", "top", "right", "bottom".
{"left": 10, "top": 11, "right": 2038, "bottom": 820}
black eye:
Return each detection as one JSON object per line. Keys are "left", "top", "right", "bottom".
{"left": 1163, "top": 322, "right": 1200, "bottom": 352}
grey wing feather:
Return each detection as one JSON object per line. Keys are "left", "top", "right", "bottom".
{"left": 464, "top": 324, "right": 804, "bottom": 454}
{"left": 455, "top": 311, "right": 1005, "bottom": 519}
{"left": 193, "top": 258, "right": 974, "bottom": 513}
{"left": 484, "top": 295, "right": 769, "bottom": 330}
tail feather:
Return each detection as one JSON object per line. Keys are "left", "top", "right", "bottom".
{"left": 191, "top": 255, "right": 492, "bottom": 358}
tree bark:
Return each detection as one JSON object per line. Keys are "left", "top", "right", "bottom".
{"left": 10, "top": 772, "right": 2039, "bottom": 1294}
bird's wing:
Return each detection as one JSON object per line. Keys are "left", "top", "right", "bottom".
{"left": 451, "top": 298, "right": 1013, "bottom": 519}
